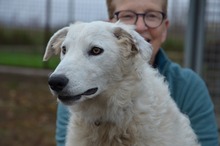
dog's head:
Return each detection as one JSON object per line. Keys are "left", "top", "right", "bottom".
{"left": 43, "top": 21, "right": 152, "bottom": 105}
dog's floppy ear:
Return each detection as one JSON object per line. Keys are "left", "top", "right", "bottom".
{"left": 43, "top": 27, "right": 69, "bottom": 61}
{"left": 113, "top": 26, "right": 139, "bottom": 58}
{"left": 129, "top": 30, "right": 152, "bottom": 62}
{"left": 113, "top": 23, "right": 152, "bottom": 62}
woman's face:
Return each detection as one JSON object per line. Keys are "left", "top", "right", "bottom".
{"left": 110, "top": 0, "right": 169, "bottom": 63}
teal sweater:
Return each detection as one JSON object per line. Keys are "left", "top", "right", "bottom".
{"left": 55, "top": 49, "right": 219, "bottom": 146}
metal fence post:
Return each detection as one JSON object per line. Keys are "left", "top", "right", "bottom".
{"left": 68, "top": 0, "right": 75, "bottom": 23}
{"left": 184, "top": 0, "right": 206, "bottom": 75}
{"left": 43, "top": 0, "right": 52, "bottom": 68}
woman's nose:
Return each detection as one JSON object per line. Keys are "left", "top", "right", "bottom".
{"left": 135, "top": 16, "right": 148, "bottom": 33}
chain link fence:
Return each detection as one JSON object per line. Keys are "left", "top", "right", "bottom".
{"left": 203, "top": 0, "right": 220, "bottom": 129}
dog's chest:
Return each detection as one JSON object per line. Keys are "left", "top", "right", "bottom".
{"left": 72, "top": 120, "right": 138, "bottom": 146}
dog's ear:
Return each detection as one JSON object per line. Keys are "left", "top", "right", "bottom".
{"left": 113, "top": 24, "right": 152, "bottom": 62}
{"left": 113, "top": 27, "right": 139, "bottom": 58}
{"left": 43, "top": 27, "right": 69, "bottom": 61}
{"left": 129, "top": 30, "right": 152, "bottom": 62}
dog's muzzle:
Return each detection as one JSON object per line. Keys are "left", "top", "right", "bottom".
{"left": 48, "top": 74, "right": 98, "bottom": 103}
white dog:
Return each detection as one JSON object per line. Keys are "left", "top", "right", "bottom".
{"left": 43, "top": 21, "right": 200, "bottom": 146}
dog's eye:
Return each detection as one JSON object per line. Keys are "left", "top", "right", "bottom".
{"left": 89, "top": 47, "right": 104, "bottom": 56}
{"left": 62, "top": 46, "right": 67, "bottom": 55}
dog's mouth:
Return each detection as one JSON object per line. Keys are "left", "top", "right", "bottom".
{"left": 58, "top": 87, "right": 98, "bottom": 103}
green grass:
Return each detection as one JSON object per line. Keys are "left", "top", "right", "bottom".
{"left": 0, "top": 26, "right": 51, "bottom": 45}
{"left": 0, "top": 26, "right": 185, "bottom": 69}
{"left": 0, "top": 26, "right": 58, "bottom": 69}
{"left": 0, "top": 51, "right": 59, "bottom": 69}
{"left": 0, "top": 25, "right": 185, "bottom": 68}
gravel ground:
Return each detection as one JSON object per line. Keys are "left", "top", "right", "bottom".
{"left": 0, "top": 69, "right": 56, "bottom": 146}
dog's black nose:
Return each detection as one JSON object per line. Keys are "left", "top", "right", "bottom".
{"left": 48, "top": 75, "right": 69, "bottom": 92}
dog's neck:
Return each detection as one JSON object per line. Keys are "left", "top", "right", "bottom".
{"left": 70, "top": 79, "right": 143, "bottom": 128}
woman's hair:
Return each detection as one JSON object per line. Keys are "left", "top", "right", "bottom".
{"left": 106, "top": 0, "right": 168, "bottom": 19}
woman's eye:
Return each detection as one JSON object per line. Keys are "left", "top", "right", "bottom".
{"left": 62, "top": 46, "right": 67, "bottom": 55}
{"left": 89, "top": 47, "right": 104, "bottom": 56}
{"left": 122, "top": 14, "right": 133, "bottom": 19}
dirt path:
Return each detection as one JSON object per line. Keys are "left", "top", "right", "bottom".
{"left": 0, "top": 71, "right": 56, "bottom": 146}
{"left": 0, "top": 65, "right": 52, "bottom": 77}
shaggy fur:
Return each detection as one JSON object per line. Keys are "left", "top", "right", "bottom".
{"left": 43, "top": 21, "right": 200, "bottom": 146}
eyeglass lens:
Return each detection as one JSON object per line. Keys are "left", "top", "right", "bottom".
{"left": 116, "top": 11, "right": 164, "bottom": 28}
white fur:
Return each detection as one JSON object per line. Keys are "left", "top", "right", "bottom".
{"left": 44, "top": 21, "right": 200, "bottom": 146}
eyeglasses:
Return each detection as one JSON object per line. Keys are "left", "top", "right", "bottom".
{"left": 114, "top": 10, "right": 166, "bottom": 29}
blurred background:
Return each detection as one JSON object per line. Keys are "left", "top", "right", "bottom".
{"left": 0, "top": 0, "right": 219, "bottom": 145}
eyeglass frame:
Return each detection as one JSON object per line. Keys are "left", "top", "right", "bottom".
{"left": 114, "top": 10, "right": 167, "bottom": 29}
